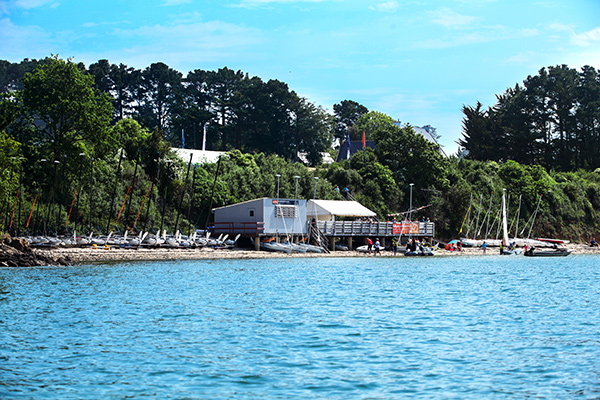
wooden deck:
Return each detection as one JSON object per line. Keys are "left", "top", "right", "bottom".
{"left": 317, "top": 221, "right": 435, "bottom": 238}
{"left": 212, "top": 220, "right": 435, "bottom": 238}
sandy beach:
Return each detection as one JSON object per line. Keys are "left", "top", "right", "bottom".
{"left": 31, "top": 242, "right": 599, "bottom": 264}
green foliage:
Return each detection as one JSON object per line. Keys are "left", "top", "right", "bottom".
{"left": 20, "top": 57, "right": 114, "bottom": 159}
{"left": 333, "top": 100, "right": 368, "bottom": 141}
{"left": 358, "top": 111, "right": 447, "bottom": 206}
{"left": 460, "top": 64, "right": 600, "bottom": 171}
{"left": 319, "top": 150, "right": 401, "bottom": 218}
{"left": 0, "top": 131, "right": 21, "bottom": 217}
{"left": 2, "top": 56, "right": 600, "bottom": 243}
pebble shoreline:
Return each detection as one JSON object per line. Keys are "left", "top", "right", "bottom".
{"left": 32, "top": 243, "right": 599, "bottom": 265}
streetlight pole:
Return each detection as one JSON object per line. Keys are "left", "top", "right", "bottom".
{"left": 293, "top": 175, "right": 300, "bottom": 243}
{"left": 275, "top": 174, "right": 281, "bottom": 241}
{"left": 409, "top": 183, "right": 414, "bottom": 221}
{"left": 408, "top": 183, "right": 414, "bottom": 240}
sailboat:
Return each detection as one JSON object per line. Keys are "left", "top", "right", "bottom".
{"left": 500, "top": 189, "right": 520, "bottom": 255}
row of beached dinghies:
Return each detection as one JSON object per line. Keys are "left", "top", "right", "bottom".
{"left": 27, "top": 231, "right": 240, "bottom": 249}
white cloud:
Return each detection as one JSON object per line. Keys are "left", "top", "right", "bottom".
{"left": 81, "top": 20, "right": 128, "bottom": 28}
{"left": 428, "top": 7, "right": 479, "bottom": 28}
{"left": 103, "top": 19, "right": 265, "bottom": 70}
{"left": 414, "top": 26, "right": 539, "bottom": 49}
{"left": 369, "top": 1, "right": 399, "bottom": 13}
{"left": 572, "top": 26, "right": 600, "bottom": 46}
{"left": 14, "top": 0, "right": 58, "bottom": 9}
{"left": 236, "top": 0, "right": 328, "bottom": 5}
{"left": 505, "top": 51, "right": 538, "bottom": 65}
{"left": 162, "top": 0, "right": 192, "bottom": 5}
{"left": 0, "top": 17, "right": 53, "bottom": 58}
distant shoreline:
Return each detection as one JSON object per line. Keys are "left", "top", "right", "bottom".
{"left": 31, "top": 243, "right": 599, "bottom": 265}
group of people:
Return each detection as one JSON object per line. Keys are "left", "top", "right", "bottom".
{"left": 366, "top": 237, "right": 381, "bottom": 255}
{"left": 446, "top": 240, "right": 463, "bottom": 252}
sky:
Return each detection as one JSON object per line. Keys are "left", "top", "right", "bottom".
{"left": 1, "top": 0, "right": 600, "bottom": 154}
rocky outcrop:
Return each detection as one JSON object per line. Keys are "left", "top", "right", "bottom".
{"left": 0, "top": 235, "right": 72, "bottom": 267}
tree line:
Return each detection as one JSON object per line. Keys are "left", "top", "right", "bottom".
{"left": 1, "top": 57, "right": 334, "bottom": 164}
{"left": 1, "top": 57, "right": 600, "bottom": 243}
{"left": 459, "top": 64, "right": 600, "bottom": 172}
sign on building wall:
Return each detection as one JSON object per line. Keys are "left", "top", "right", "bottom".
{"left": 392, "top": 222, "right": 420, "bottom": 235}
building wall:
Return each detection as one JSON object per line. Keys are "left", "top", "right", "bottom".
{"left": 262, "top": 199, "right": 307, "bottom": 235}
{"left": 213, "top": 198, "right": 307, "bottom": 236}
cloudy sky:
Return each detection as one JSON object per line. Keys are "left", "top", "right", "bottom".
{"left": 2, "top": 0, "right": 599, "bottom": 153}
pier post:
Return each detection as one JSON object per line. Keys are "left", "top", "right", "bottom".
{"left": 255, "top": 236, "right": 261, "bottom": 251}
{"left": 330, "top": 236, "right": 336, "bottom": 252}
{"left": 348, "top": 237, "right": 353, "bottom": 250}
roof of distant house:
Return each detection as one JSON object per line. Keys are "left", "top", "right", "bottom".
{"left": 172, "top": 148, "right": 224, "bottom": 164}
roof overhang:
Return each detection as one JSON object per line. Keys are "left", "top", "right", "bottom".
{"left": 307, "top": 200, "right": 376, "bottom": 219}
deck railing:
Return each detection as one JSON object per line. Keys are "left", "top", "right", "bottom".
{"left": 213, "top": 222, "right": 265, "bottom": 235}
{"left": 212, "top": 220, "right": 435, "bottom": 237}
{"left": 317, "top": 221, "right": 435, "bottom": 237}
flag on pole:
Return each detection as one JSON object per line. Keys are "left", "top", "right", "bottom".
{"left": 362, "top": 130, "right": 366, "bottom": 149}
{"left": 346, "top": 129, "right": 351, "bottom": 160}
{"left": 182, "top": 129, "right": 185, "bottom": 149}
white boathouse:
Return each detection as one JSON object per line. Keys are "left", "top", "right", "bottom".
{"left": 213, "top": 197, "right": 307, "bottom": 238}
{"left": 212, "top": 197, "right": 434, "bottom": 251}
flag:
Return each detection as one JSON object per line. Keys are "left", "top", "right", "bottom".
{"left": 182, "top": 129, "right": 185, "bottom": 149}
{"left": 202, "top": 123, "right": 207, "bottom": 151}
{"left": 362, "top": 130, "right": 366, "bottom": 149}
{"left": 346, "top": 129, "right": 351, "bottom": 160}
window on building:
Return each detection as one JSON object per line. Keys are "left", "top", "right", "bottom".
{"left": 276, "top": 205, "right": 297, "bottom": 218}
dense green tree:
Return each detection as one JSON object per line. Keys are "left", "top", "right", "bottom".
{"left": 0, "top": 131, "right": 21, "bottom": 228}
{"left": 333, "top": 100, "right": 368, "bottom": 141}
{"left": 136, "top": 62, "right": 182, "bottom": 138}
{"left": 172, "top": 69, "right": 213, "bottom": 149}
{"left": 575, "top": 65, "right": 600, "bottom": 169}
{"left": 19, "top": 57, "right": 114, "bottom": 159}
{"left": 0, "top": 58, "right": 42, "bottom": 93}
{"left": 460, "top": 64, "right": 600, "bottom": 172}
{"left": 357, "top": 111, "right": 447, "bottom": 207}
{"left": 88, "top": 60, "right": 142, "bottom": 121}
{"left": 458, "top": 101, "right": 500, "bottom": 161}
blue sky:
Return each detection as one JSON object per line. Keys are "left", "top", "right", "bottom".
{"left": 2, "top": 0, "right": 600, "bottom": 154}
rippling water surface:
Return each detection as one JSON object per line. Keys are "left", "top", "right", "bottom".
{"left": 2, "top": 254, "right": 600, "bottom": 399}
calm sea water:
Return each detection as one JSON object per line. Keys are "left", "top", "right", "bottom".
{"left": 1, "top": 254, "right": 600, "bottom": 399}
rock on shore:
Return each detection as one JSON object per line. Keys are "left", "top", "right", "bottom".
{"left": 0, "top": 235, "right": 72, "bottom": 267}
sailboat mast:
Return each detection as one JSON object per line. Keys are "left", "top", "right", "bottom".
{"left": 502, "top": 189, "right": 509, "bottom": 246}
{"left": 473, "top": 193, "right": 483, "bottom": 239}
{"left": 513, "top": 194, "right": 522, "bottom": 240}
